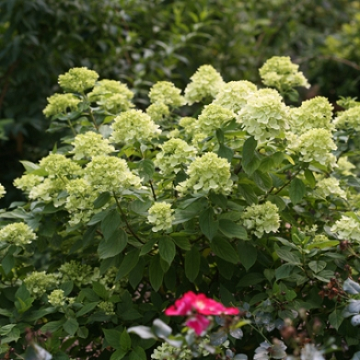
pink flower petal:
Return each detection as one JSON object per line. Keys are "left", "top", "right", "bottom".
{"left": 185, "top": 314, "right": 211, "bottom": 335}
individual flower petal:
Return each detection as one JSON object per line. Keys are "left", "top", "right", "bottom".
{"left": 185, "top": 314, "right": 211, "bottom": 335}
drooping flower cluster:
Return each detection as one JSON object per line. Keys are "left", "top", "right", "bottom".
{"left": 110, "top": 109, "right": 161, "bottom": 144}
{"left": 154, "top": 138, "right": 197, "bottom": 176}
{"left": 70, "top": 131, "right": 115, "bottom": 160}
{"left": 314, "top": 177, "right": 346, "bottom": 199}
{"left": 213, "top": 81, "right": 257, "bottom": 113}
{"left": 0, "top": 222, "right": 37, "bottom": 246}
{"left": 197, "top": 104, "right": 234, "bottom": 134}
{"left": 331, "top": 215, "right": 360, "bottom": 241}
{"left": 24, "top": 271, "right": 58, "bottom": 298}
{"left": 259, "top": 56, "right": 310, "bottom": 92}
{"left": 43, "top": 93, "right": 81, "bottom": 118}
{"left": 58, "top": 67, "right": 99, "bottom": 93}
{"left": 242, "top": 201, "right": 280, "bottom": 238}
{"left": 184, "top": 65, "right": 225, "bottom": 105}
{"left": 0, "top": 183, "right": 5, "bottom": 199}
{"left": 84, "top": 155, "right": 141, "bottom": 193}
{"left": 334, "top": 106, "right": 360, "bottom": 131}
{"left": 147, "top": 202, "right": 174, "bottom": 232}
{"left": 88, "top": 79, "right": 134, "bottom": 113}
{"left": 149, "top": 81, "right": 185, "bottom": 108}
{"left": 237, "top": 88, "right": 289, "bottom": 141}
{"left": 47, "top": 289, "right": 66, "bottom": 307}
{"left": 289, "top": 97, "right": 334, "bottom": 135}
{"left": 165, "top": 291, "right": 239, "bottom": 335}
{"left": 176, "top": 152, "right": 233, "bottom": 195}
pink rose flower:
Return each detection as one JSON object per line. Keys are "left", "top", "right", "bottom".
{"left": 185, "top": 314, "right": 211, "bottom": 335}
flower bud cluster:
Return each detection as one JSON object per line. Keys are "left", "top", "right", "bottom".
{"left": 110, "top": 109, "right": 161, "bottom": 144}
{"left": 58, "top": 261, "right": 93, "bottom": 287}
{"left": 39, "top": 154, "right": 81, "bottom": 179}
{"left": 154, "top": 138, "right": 197, "bottom": 176}
{"left": 58, "top": 67, "right": 99, "bottom": 93}
{"left": 237, "top": 89, "right": 289, "bottom": 141}
{"left": 24, "top": 271, "right": 58, "bottom": 298}
{"left": 149, "top": 81, "right": 185, "bottom": 108}
{"left": 176, "top": 152, "right": 233, "bottom": 195}
{"left": 331, "top": 215, "right": 360, "bottom": 241}
{"left": 43, "top": 93, "right": 81, "bottom": 118}
{"left": 197, "top": 104, "right": 234, "bottom": 134}
{"left": 146, "top": 103, "right": 170, "bottom": 122}
{"left": 184, "top": 65, "right": 224, "bottom": 105}
{"left": 0, "top": 183, "right": 5, "bottom": 199}
{"left": 259, "top": 56, "right": 310, "bottom": 92}
{"left": 147, "top": 202, "right": 174, "bottom": 232}
{"left": 47, "top": 289, "right": 66, "bottom": 307}
{"left": 314, "top": 178, "right": 346, "bottom": 199}
{"left": 242, "top": 201, "right": 280, "bottom": 238}
{"left": 0, "top": 222, "right": 37, "bottom": 246}
{"left": 97, "top": 301, "right": 115, "bottom": 315}
{"left": 14, "top": 174, "right": 44, "bottom": 194}
{"left": 334, "top": 106, "right": 360, "bottom": 131}
{"left": 336, "top": 156, "right": 356, "bottom": 176}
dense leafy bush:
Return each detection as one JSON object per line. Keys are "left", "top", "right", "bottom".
{"left": 2, "top": 57, "right": 360, "bottom": 359}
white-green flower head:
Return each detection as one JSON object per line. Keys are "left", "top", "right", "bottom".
{"left": 84, "top": 155, "right": 141, "bottom": 193}
{"left": 179, "top": 117, "right": 197, "bottom": 137}
{"left": 70, "top": 131, "right": 115, "bottom": 160}
{"left": 29, "top": 178, "right": 66, "bottom": 205}
{"left": 149, "top": 81, "right": 185, "bottom": 107}
{"left": 0, "top": 222, "right": 37, "bottom": 246}
{"left": 154, "top": 138, "right": 197, "bottom": 176}
{"left": 197, "top": 104, "right": 235, "bottom": 134}
{"left": 43, "top": 93, "right": 81, "bottom": 118}
{"left": 259, "top": 56, "right": 310, "bottom": 92}
{"left": 213, "top": 80, "right": 257, "bottom": 112}
{"left": 176, "top": 152, "right": 233, "bottom": 195}
{"left": 289, "top": 96, "right": 334, "bottom": 135}
{"left": 334, "top": 105, "right": 360, "bottom": 131}
{"left": 337, "top": 156, "right": 356, "bottom": 176}
{"left": 58, "top": 67, "right": 99, "bottom": 93}
{"left": 242, "top": 201, "right": 280, "bottom": 238}
{"left": 314, "top": 177, "right": 346, "bottom": 199}
{"left": 0, "top": 183, "right": 5, "bottom": 199}
{"left": 59, "top": 260, "right": 93, "bottom": 287}
{"left": 146, "top": 102, "right": 170, "bottom": 122}
{"left": 14, "top": 174, "right": 44, "bottom": 194}
{"left": 296, "top": 128, "right": 337, "bottom": 166}
{"left": 331, "top": 214, "right": 360, "bottom": 241}
{"left": 39, "top": 153, "right": 81, "bottom": 179}
{"left": 110, "top": 109, "right": 161, "bottom": 144}
{"left": 88, "top": 79, "right": 134, "bottom": 112}
{"left": 48, "top": 289, "right": 66, "bottom": 307}
{"left": 147, "top": 202, "right": 174, "bottom": 232}
{"left": 24, "top": 271, "right": 58, "bottom": 298}
{"left": 184, "top": 65, "right": 225, "bottom": 105}
{"left": 97, "top": 301, "right": 115, "bottom": 315}
{"left": 237, "top": 88, "right": 289, "bottom": 141}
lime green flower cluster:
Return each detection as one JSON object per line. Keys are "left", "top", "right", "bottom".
{"left": 337, "top": 156, "right": 356, "bottom": 176}
{"left": 314, "top": 178, "right": 346, "bottom": 199}
{"left": 88, "top": 79, "right": 134, "bottom": 113}
{"left": 70, "top": 131, "right": 115, "bottom": 160}
{"left": 237, "top": 89, "right": 288, "bottom": 141}
{"left": 213, "top": 80, "right": 257, "bottom": 112}
{"left": 39, "top": 153, "right": 81, "bottom": 179}
{"left": 334, "top": 106, "right": 360, "bottom": 131}
{"left": 47, "top": 289, "right": 65, "bottom": 307}
{"left": 242, "top": 201, "right": 280, "bottom": 238}
{"left": 110, "top": 109, "right": 161, "bottom": 144}
{"left": 24, "top": 271, "right": 58, "bottom": 298}
{"left": 331, "top": 215, "right": 360, "bottom": 241}
{"left": 58, "top": 67, "right": 99, "bottom": 93}
{"left": 176, "top": 152, "right": 233, "bottom": 195}
{"left": 0, "top": 222, "right": 37, "bottom": 246}
{"left": 149, "top": 81, "right": 185, "bottom": 108}
{"left": 184, "top": 65, "right": 225, "bottom": 105}
{"left": 28, "top": 178, "right": 65, "bottom": 205}
{"left": 97, "top": 301, "right": 115, "bottom": 315}
{"left": 146, "top": 103, "right": 170, "bottom": 122}
{"left": 154, "top": 138, "right": 197, "bottom": 176}
{"left": 43, "top": 93, "right": 81, "bottom": 118}
{"left": 147, "top": 202, "right": 174, "bottom": 232}
{"left": 0, "top": 183, "right": 5, "bottom": 199}
{"left": 259, "top": 56, "right": 310, "bottom": 92}
{"left": 296, "top": 129, "right": 337, "bottom": 167}
{"left": 197, "top": 104, "right": 234, "bottom": 134}
{"left": 58, "top": 261, "right": 93, "bottom": 287}
{"left": 289, "top": 97, "right": 334, "bottom": 135}
{"left": 179, "top": 117, "right": 198, "bottom": 138}
{"left": 14, "top": 174, "right": 44, "bottom": 194}
{"left": 84, "top": 155, "right": 141, "bottom": 193}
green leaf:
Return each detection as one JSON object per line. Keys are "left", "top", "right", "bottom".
{"left": 158, "top": 237, "right": 176, "bottom": 265}
{"left": 199, "top": 208, "right": 219, "bottom": 241}
{"left": 242, "top": 136, "right": 257, "bottom": 164}
{"left": 101, "top": 209, "right": 123, "bottom": 240}
{"left": 253, "top": 170, "right": 273, "bottom": 191}
{"left": 289, "top": 178, "right": 306, "bottom": 205}
{"left": 98, "top": 228, "right": 127, "bottom": 259}
{"left": 110, "top": 349, "right": 127, "bottom": 360}
{"left": 129, "top": 346, "right": 146, "bottom": 360}
{"left": 172, "top": 236, "right": 191, "bottom": 251}
{"left": 2, "top": 252, "right": 15, "bottom": 274}
{"left": 216, "top": 128, "right": 225, "bottom": 143}
{"left": 211, "top": 237, "right": 239, "bottom": 264}
{"left": 219, "top": 219, "right": 247, "bottom": 240}
{"left": 218, "top": 144, "right": 234, "bottom": 162}
{"left": 88, "top": 211, "right": 108, "bottom": 226}
{"left": 185, "top": 246, "right": 200, "bottom": 282}
{"left": 238, "top": 273, "right": 265, "bottom": 287}
{"left": 304, "top": 169, "right": 316, "bottom": 188}
{"left": 140, "top": 238, "right": 157, "bottom": 256}
{"left": 149, "top": 255, "right": 164, "bottom": 291}
{"left": 308, "top": 260, "right": 326, "bottom": 274}
{"left": 63, "top": 317, "right": 79, "bottom": 336}
{"left": 120, "top": 329, "right": 132, "bottom": 351}
{"left": 93, "top": 282, "right": 109, "bottom": 300}
{"left": 116, "top": 248, "right": 140, "bottom": 281}
{"left": 329, "top": 308, "right": 344, "bottom": 330}
{"left": 138, "top": 159, "right": 155, "bottom": 182}
{"left": 103, "top": 328, "right": 121, "bottom": 349}
{"left": 276, "top": 248, "right": 301, "bottom": 265}
{"left": 238, "top": 184, "right": 258, "bottom": 205}
{"left": 275, "top": 264, "right": 294, "bottom": 280}
{"left": 93, "top": 192, "right": 111, "bottom": 209}
{"left": 76, "top": 302, "right": 99, "bottom": 316}
{"left": 20, "top": 160, "right": 40, "bottom": 173}
{"left": 237, "top": 241, "right": 257, "bottom": 271}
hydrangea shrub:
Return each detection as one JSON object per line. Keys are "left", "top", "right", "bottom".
{"left": 1, "top": 58, "right": 360, "bottom": 359}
